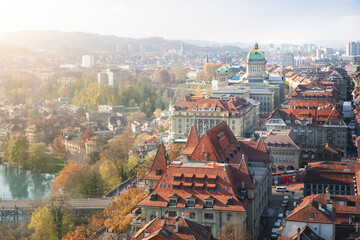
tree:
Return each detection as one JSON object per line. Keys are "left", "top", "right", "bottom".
{"left": 53, "top": 136, "right": 65, "bottom": 155}
{"left": 28, "top": 206, "right": 58, "bottom": 240}
{"left": 81, "top": 127, "right": 94, "bottom": 141}
{"left": 28, "top": 142, "right": 52, "bottom": 171}
{"left": 4, "top": 133, "right": 29, "bottom": 167}
{"left": 62, "top": 225, "right": 92, "bottom": 240}
{"left": 89, "top": 151, "right": 100, "bottom": 165}
{"left": 76, "top": 170, "right": 105, "bottom": 197}
{"left": 152, "top": 69, "right": 171, "bottom": 84}
{"left": 154, "top": 108, "right": 162, "bottom": 118}
{"left": 171, "top": 67, "right": 188, "bottom": 83}
{"left": 102, "top": 133, "right": 135, "bottom": 168}
{"left": 52, "top": 164, "right": 84, "bottom": 193}
{"left": 126, "top": 111, "right": 146, "bottom": 125}
{"left": 204, "top": 63, "right": 220, "bottom": 81}
{"left": 218, "top": 221, "right": 252, "bottom": 240}
{"left": 167, "top": 144, "right": 184, "bottom": 161}
{"left": 136, "top": 155, "right": 153, "bottom": 179}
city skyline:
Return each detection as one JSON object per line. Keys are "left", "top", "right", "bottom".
{"left": 0, "top": 0, "right": 359, "bottom": 46}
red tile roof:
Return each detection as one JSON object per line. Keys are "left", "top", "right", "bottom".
{"left": 238, "top": 138, "right": 272, "bottom": 162}
{"left": 189, "top": 121, "right": 241, "bottom": 163}
{"left": 143, "top": 144, "right": 168, "bottom": 181}
{"left": 132, "top": 217, "right": 212, "bottom": 240}
{"left": 180, "top": 125, "right": 199, "bottom": 156}
{"left": 138, "top": 161, "right": 253, "bottom": 212}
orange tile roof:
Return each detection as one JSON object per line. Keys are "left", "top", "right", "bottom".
{"left": 138, "top": 162, "right": 253, "bottom": 212}
{"left": 143, "top": 144, "right": 168, "bottom": 181}
{"left": 132, "top": 217, "right": 212, "bottom": 240}
{"left": 239, "top": 138, "right": 272, "bottom": 162}
{"left": 180, "top": 125, "right": 199, "bottom": 156}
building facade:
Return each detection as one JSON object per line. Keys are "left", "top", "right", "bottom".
{"left": 169, "top": 95, "right": 258, "bottom": 140}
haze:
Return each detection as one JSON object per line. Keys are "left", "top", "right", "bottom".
{"left": 0, "top": 0, "right": 359, "bottom": 44}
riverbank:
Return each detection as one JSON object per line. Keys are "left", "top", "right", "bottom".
{"left": 1, "top": 157, "right": 65, "bottom": 174}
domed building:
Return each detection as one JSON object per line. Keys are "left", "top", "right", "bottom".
{"left": 212, "top": 43, "right": 285, "bottom": 114}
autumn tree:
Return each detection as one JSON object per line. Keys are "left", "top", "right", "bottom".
{"left": 136, "top": 155, "right": 153, "bottom": 178}
{"left": 102, "top": 132, "right": 135, "bottom": 168}
{"left": 89, "top": 150, "right": 100, "bottom": 165}
{"left": 4, "top": 133, "right": 29, "bottom": 167}
{"left": 171, "top": 67, "right": 188, "bottom": 83}
{"left": 81, "top": 127, "right": 94, "bottom": 141}
{"left": 203, "top": 63, "right": 221, "bottom": 81}
{"left": 154, "top": 108, "right": 162, "bottom": 118}
{"left": 53, "top": 136, "right": 65, "bottom": 155}
{"left": 152, "top": 69, "right": 171, "bottom": 84}
{"left": 29, "top": 196, "right": 73, "bottom": 240}
{"left": 167, "top": 144, "right": 184, "bottom": 161}
{"left": 62, "top": 225, "right": 92, "bottom": 240}
{"left": 126, "top": 111, "right": 147, "bottom": 125}
{"left": 52, "top": 163, "right": 84, "bottom": 193}
{"left": 28, "top": 142, "right": 53, "bottom": 171}
{"left": 100, "top": 188, "right": 147, "bottom": 233}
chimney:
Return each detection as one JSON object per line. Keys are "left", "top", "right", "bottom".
{"left": 141, "top": 216, "right": 146, "bottom": 227}
{"left": 161, "top": 216, "right": 165, "bottom": 227}
{"left": 167, "top": 224, "right": 173, "bottom": 233}
{"left": 165, "top": 210, "right": 169, "bottom": 218}
{"left": 176, "top": 217, "right": 179, "bottom": 233}
{"left": 356, "top": 222, "right": 359, "bottom": 233}
{"left": 297, "top": 228, "right": 301, "bottom": 240}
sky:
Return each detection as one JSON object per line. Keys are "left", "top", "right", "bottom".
{"left": 0, "top": 0, "right": 359, "bottom": 44}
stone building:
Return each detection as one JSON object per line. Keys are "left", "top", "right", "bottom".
{"left": 169, "top": 95, "right": 258, "bottom": 140}
{"left": 265, "top": 129, "right": 303, "bottom": 171}
{"left": 139, "top": 122, "right": 272, "bottom": 239}
{"left": 212, "top": 43, "right": 285, "bottom": 114}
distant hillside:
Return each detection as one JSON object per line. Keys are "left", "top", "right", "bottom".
{"left": 0, "top": 31, "right": 192, "bottom": 53}
{"left": 0, "top": 31, "right": 244, "bottom": 54}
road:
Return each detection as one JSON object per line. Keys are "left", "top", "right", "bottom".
{"left": 0, "top": 198, "right": 113, "bottom": 210}
{"left": 259, "top": 183, "right": 303, "bottom": 240}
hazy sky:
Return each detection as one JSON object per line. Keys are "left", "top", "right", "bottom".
{"left": 0, "top": 0, "right": 359, "bottom": 44}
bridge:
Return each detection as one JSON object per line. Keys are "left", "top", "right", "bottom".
{"left": 0, "top": 198, "right": 113, "bottom": 220}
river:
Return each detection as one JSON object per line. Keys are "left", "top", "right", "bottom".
{"left": 0, "top": 164, "right": 54, "bottom": 200}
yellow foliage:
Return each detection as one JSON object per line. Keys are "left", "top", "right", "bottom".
{"left": 28, "top": 206, "right": 58, "bottom": 240}
{"left": 99, "top": 161, "right": 120, "bottom": 189}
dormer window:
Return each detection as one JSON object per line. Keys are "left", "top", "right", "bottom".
{"left": 184, "top": 173, "right": 194, "bottom": 182}
{"left": 186, "top": 195, "right": 196, "bottom": 207}
{"left": 226, "top": 197, "right": 234, "bottom": 205}
{"left": 150, "top": 193, "right": 157, "bottom": 201}
{"left": 310, "top": 213, "right": 314, "bottom": 218}
{"left": 168, "top": 194, "right": 178, "bottom": 206}
{"left": 156, "top": 168, "right": 162, "bottom": 176}
{"left": 204, "top": 200, "right": 213, "bottom": 208}
{"left": 173, "top": 173, "right": 182, "bottom": 181}
{"left": 208, "top": 175, "right": 217, "bottom": 184}
{"left": 204, "top": 196, "right": 214, "bottom": 208}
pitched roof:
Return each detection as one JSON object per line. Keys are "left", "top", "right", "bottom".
{"left": 132, "top": 217, "right": 212, "bottom": 240}
{"left": 238, "top": 138, "right": 272, "bottom": 162}
{"left": 143, "top": 143, "right": 168, "bottom": 180}
{"left": 180, "top": 125, "right": 199, "bottom": 156}
{"left": 278, "top": 226, "right": 324, "bottom": 240}
{"left": 189, "top": 121, "right": 241, "bottom": 163}
{"left": 266, "top": 129, "right": 302, "bottom": 150}
{"left": 138, "top": 161, "right": 252, "bottom": 212}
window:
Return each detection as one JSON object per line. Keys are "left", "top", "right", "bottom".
{"left": 310, "top": 213, "right": 314, "bottom": 218}
{"left": 204, "top": 201, "right": 213, "bottom": 208}
{"left": 227, "top": 213, "right": 232, "bottom": 221}
{"left": 190, "top": 212, "right": 196, "bottom": 219}
{"left": 187, "top": 200, "right": 195, "bottom": 207}
{"left": 169, "top": 199, "right": 177, "bottom": 206}
{"left": 174, "top": 177, "right": 181, "bottom": 181}
{"left": 196, "top": 178, "right": 204, "bottom": 183}
{"left": 208, "top": 179, "right": 216, "bottom": 184}
{"left": 185, "top": 178, "right": 192, "bottom": 183}
{"left": 339, "top": 201, "right": 345, "bottom": 206}
{"left": 169, "top": 211, "right": 177, "bottom": 217}
{"left": 348, "top": 201, "right": 356, "bottom": 207}
{"left": 204, "top": 213, "right": 214, "bottom": 220}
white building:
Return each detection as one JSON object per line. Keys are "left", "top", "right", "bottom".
{"left": 82, "top": 55, "right": 95, "bottom": 68}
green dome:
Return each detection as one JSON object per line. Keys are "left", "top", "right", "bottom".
{"left": 217, "top": 64, "right": 231, "bottom": 74}
{"left": 247, "top": 42, "right": 265, "bottom": 61}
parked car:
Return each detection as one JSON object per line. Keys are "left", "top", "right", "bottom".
{"left": 276, "top": 186, "right": 289, "bottom": 192}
